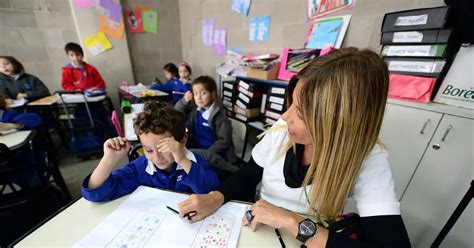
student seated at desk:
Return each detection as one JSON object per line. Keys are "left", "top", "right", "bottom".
{"left": 150, "top": 63, "right": 190, "bottom": 104}
{"left": 0, "top": 56, "right": 50, "bottom": 103}
{"left": 0, "top": 93, "right": 42, "bottom": 131}
{"left": 81, "top": 101, "right": 220, "bottom": 202}
{"left": 175, "top": 76, "right": 238, "bottom": 165}
{"left": 61, "top": 42, "right": 106, "bottom": 91}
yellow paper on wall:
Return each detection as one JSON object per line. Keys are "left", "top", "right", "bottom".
{"left": 83, "top": 32, "right": 113, "bottom": 56}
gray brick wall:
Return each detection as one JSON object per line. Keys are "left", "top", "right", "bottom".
{"left": 178, "top": 0, "right": 445, "bottom": 79}
{"left": 122, "top": 0, "right": 182, "bottom": 84}
{"left": 0, "top": 0, "right": 78, "bottom": 92}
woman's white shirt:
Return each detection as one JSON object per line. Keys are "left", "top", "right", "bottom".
{"left": 251, "top": 119, "right": 400, "bottom": 217}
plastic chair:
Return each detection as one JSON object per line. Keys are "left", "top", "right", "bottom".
{"left": 111, "top": 110, "right": 124, "bottom": 137}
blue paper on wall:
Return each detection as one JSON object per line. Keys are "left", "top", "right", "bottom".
{"left": 231, "top": 0, "right": 251, "bottom": 16}
{"left": 305, "top": 17, "right": 343, "bottom": 49}
{"left": 249, "top": 16, "right": 270, "bottom": 42}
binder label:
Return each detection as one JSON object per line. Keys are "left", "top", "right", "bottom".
{"left": 236, "top": 99, "right": 247, "bottom": 109}
{"left": 238, "top": 80, "right": 250, "bottom": 90}
{"left": 392, "top": 31, "right": 423, "bottom": 43}
{"left": 223, "top": 91, "right": 233, "bottom": 97}
{"left": 388, "top": 60, "right": 445, "bottom": 73}
{"left": 270, "top": 102, "right": 283, "bottom": 111}
{"left": 223, "top": 82, "right": 234, "bottom": 89}
{"left": 271, "top": 87, "right": 286, "bottom": 95}
{"left": 395, "top": 14, "right": 428, "bottom": 26}
{"left": 269, "top": 96, "right": 285, "bottom": 105}
{"left": 386, "top": 45, "right": 432, "bottom": 57}
{"left": 239, "top": 93, "right": 250, "bottom": 103}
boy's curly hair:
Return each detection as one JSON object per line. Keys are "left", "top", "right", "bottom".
{"left": 133, "top": 101, "right": 186, "bottom": 141}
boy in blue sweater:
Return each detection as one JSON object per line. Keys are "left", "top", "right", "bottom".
{"left": 81, "top": 101, "right": 220, "bottom": 202}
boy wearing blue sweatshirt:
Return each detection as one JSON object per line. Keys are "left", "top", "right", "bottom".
{"left": 81, "top": 101, "right": 220, "bottom": 202}
{"left": 150, "top": 63, "right": 191, "bottom": 104}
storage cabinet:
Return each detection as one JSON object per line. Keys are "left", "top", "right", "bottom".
{"left": 379, "top": 104, "right": 443, "bottom": 199}
{"left": 400, "top": 115, "right": 473, "bottom": 248}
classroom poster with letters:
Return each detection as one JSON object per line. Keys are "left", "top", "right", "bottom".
{"left": 99, "top": 15, "right": 124, "bottom": 39}
{"left": 202, "top": 19, "right": 214, "bottom": 47}
{"left": 83, "top": 32, "right": 113, "bottom": 56}
{"left": 249, "top": 16, "right": 270, "bottom": 42}
{"left": 231, "top": 0, "right": 252, "bottom": 16}
{"left": 142, "top": 10, "right": 158, "bottom": 34}
{"left": 125, "top": 10, "right": 144, "bottom": 33}
{"left": 213, "top": 28, "right": 227, "bottom": 56}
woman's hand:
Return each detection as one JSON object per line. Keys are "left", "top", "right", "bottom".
{"left": 178, "top": 191, "right": 225, "bottom": 223}
{"left": 184, "top": 91, "right": 193, "bottom": 103}
{"left": 243, "top": 199, "right": 304, "bottom": 234}
{"left": 16, "top": 93, "right": 27, "bottom": 100}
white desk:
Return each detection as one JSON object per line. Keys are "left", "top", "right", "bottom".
{"left": 0, "top": 130, "right": 34, "bottom": 150}
{"left": 15, "top": 195, "right": 300, "bottom": 247}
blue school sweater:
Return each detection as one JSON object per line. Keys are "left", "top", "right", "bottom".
{"left": 81, "top": 152, "right": 219, "bottom": 202}
{"left": 0, "top": 109, "right": 43, "bottom": 130}
{"left": 150, "top": 77, "right": 191, "bottom": 104}
{"left": 194, "top": 109, "right": 215, "bottom": 149}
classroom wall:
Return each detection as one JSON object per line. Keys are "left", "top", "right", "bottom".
{"left": 122, "top": 0, "right": 182, "bottom": 85}
{"left": 68, "top": 0, "right": 135, "bottom": 108}
{"left": 178, "top": 0, "right": 445, "bottom": 79}
{"left": 0, "top": 0, "right": 79, "bottom": 93}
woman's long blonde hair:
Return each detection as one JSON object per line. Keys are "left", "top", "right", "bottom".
{"left": 296, "top": 48, "right": 389, "bottom": 220}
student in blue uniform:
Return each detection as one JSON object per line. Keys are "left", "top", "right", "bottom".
{"left": 81, "top": 101, "right": 220, "bottom": 202}
{"left": 0, "top": 93, "right": 42, "bottom": 131}
{"left": 150, "top": 63, "right": 191, "bottom": 104}
{"left": 175, "top": 76, "right": 237, "bottom": 165}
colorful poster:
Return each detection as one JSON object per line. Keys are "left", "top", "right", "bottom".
{"left": 98, "top": 0, "right": 122, "bottom": 22}
{"left": 83, "top": 32, "right": 112, "bottom": 56}
{"left": 307, "top": 0, "right": 355, "bottom": 19}
{"left": 213, "top": 28, "right": 227, "bottom": 56}
{"left": 125, "top": 10, "right": 144, "bottom": 33}
{"left": 202, "top": 19, "right": 214, "bottom": 47}
{"left": 142, "top": 10, "right": 158, "bottom": 34}
{"left": 305, "top": 15, "right": 350, "bottom": 49}
{"left": 99, "top": 15, "right": 124, "bottom": 39}
{"left": 231, "top": 0, "right": 251, "bottom": 16}
{"left": 74, "top": 0, "right": 92, "bottom": 9}
{"left": 249, "top": 16, "right": 270, "bottom": 42}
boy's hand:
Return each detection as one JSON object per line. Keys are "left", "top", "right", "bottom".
{"left": 184, "top": 91, "right": 193, "bottom": 103}
{"left": 5, "top": 98, "right": 13, "bottom": 106}
{"left": 156, "top": 137, "right": 186, "bottom": 165}
{"left": 103, "top": 137, "right": 130, "bottom": 161}
{"left": 16, "top": 93, "right": 27, "bottom": 99}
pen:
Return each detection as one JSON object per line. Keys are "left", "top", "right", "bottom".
{"left": 166, "top": 206, "right": 179, "bottom": 215}
{"left": 274, "top": 228, "right": 286, "bottom": 248}
{"left": 165, "top": 206, "right": 197, "bottom": 220}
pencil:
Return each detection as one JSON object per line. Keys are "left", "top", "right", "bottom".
{"left": 172, "top": 91, "right": 186, "bottom": 95}
{"left": 166, "top": 206, "right": 179, "bottom": 215}
{"left": 274, "top": 228, "right": 286, "bottom": 248}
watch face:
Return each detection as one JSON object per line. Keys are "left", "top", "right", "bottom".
{"left": 299, "top": 220, "right": 316, "bottom": 236}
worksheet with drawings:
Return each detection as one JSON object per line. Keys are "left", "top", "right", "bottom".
{"left": 74, "top": 186, "right": 248, "bottom": 248}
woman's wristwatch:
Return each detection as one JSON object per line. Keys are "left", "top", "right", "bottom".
{"left": 296, "top": 218, "right": 318, "bottom": 243}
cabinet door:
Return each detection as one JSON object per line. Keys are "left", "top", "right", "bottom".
{"left": 401, "top": 115, "right": 474, "bottom": 248}
{"left": 379, "top": 104, "right": 443, "bottom": 199}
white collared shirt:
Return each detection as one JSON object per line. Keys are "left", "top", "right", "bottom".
{"left": 197, "top": 103, "right": 216, "bottom": 121}
{"left": 145, "top": 148, "right": 197, "bottom": 175}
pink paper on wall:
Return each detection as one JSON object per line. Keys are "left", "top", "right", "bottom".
{"left": 213, "top": 28, "right": 227, "bottom": 56}
{"left": 74, "top": 0, "right": 92, "bottom": 8}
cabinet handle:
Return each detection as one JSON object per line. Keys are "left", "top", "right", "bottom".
{"left": 419, "top": 119, "right": 431, "bottom": 134}
{"left": 432, "top": 125, "right": 453, "bottom": 150}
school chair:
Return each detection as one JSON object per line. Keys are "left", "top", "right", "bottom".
{"left": 229, "top": 118, "right": 249, "bottom": 164}
{"left": 111, "top": 110, "right": 124, "bottom": 137}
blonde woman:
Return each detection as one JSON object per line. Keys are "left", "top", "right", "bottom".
{"left": 178, "top": 48, "right": 410, "bottom": 247}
